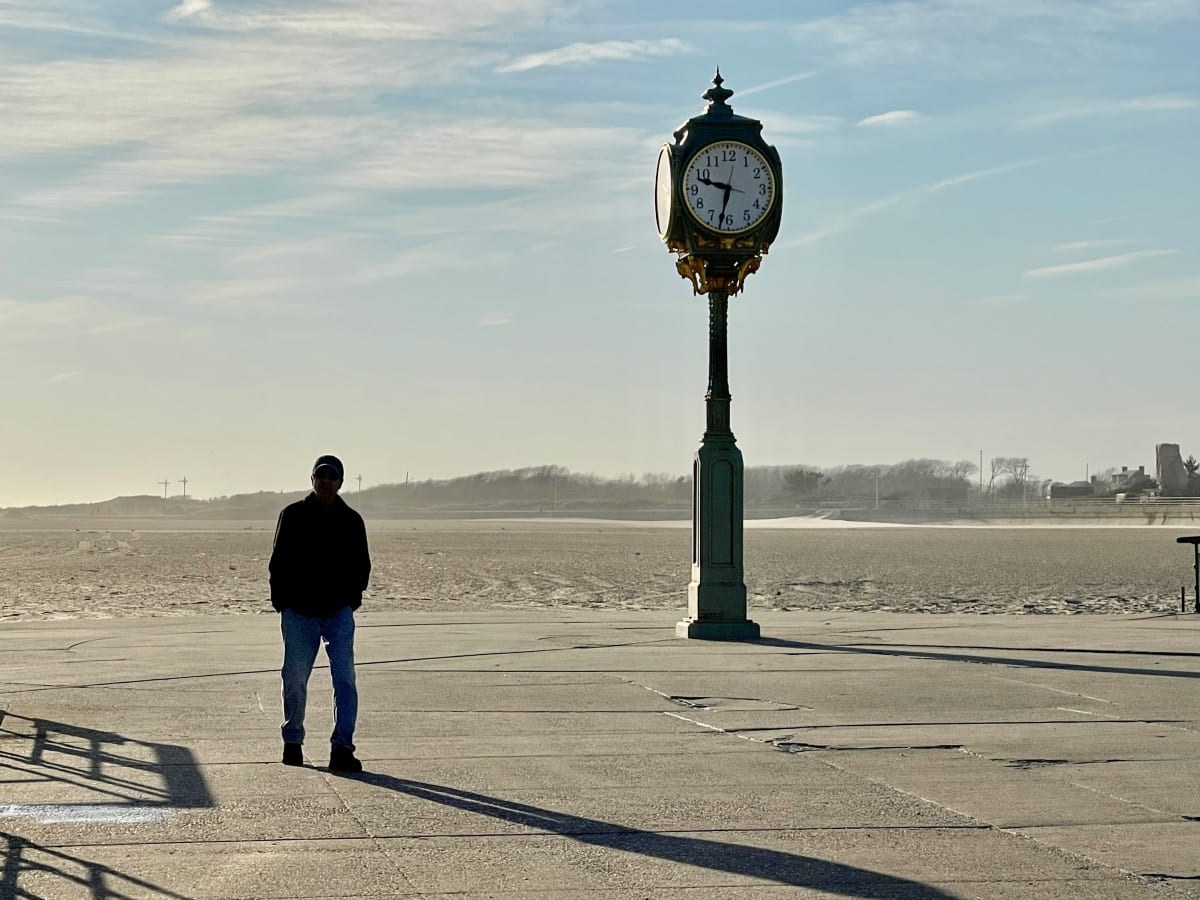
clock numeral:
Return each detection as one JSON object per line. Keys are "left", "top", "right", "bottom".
{"left": 689, "top": 184, "right": 699, "bottom": 196}
{"left": 743, "top": 210, "right": 751, "bottom": 223}
{"left": 759, "top": 184, "right": 768, "bottom": 195}
{"left": 700, "top": 168, "right": 711, "bottom": 180}
{"left": 696, "top": 197, "right": 704, "bottom": 209}
{"left": 753, "top": 168, "right": 761, "bottom": 179}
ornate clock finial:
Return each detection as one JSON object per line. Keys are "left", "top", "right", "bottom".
{"left": 702, "top": 68, "right": 734, "bottom": 114}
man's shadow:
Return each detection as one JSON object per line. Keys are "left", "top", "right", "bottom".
{"left": 339, "top": 772, "right": 958, "bottom": 899}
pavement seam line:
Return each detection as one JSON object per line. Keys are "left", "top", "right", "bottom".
{"left": 647, "top": 692, "right": 1195, "bottom": 895}
{"left": 319, "top": 772, "right": 427, "bottom": 899}
{"left": 817, "top": 747, "right": 1200, "bottom": 895}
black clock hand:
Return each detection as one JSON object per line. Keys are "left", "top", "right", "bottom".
{"left": 718, "top": 163, "right": 737, "bottom": 225}
{"left": 697, "top": 175, "right": 745, "bottom": 193}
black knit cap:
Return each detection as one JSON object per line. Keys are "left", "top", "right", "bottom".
{"left": 312, "top": 454, "right": 344, "bottom": 480}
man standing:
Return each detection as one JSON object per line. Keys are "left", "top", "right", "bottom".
{"left": 269, "top": 454, "right": 371, "bottom": 773}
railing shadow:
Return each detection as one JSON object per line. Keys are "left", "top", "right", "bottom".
{"left": 0, "top": 713, "right": 212, "bottom": 809}
{"left": 0, "top": 711, "right": 211, "bottom": 898}
{"left": 341, "top": 773, "right": 958, "bottom": 899}
{"left": 1, "top": 832, "right": 191, "bottom": 900}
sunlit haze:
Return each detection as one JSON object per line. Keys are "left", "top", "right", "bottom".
{"left": 2, "top": 0, "right": 1198, "bottom": 507}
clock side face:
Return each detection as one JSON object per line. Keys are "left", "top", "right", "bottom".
{"left": 682, "top": 140, "right": 776, "bottom": 234}
{"left": 654, "top": 146, "right": 673, "bottom": 239}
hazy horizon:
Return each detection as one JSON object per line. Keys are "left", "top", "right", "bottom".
{"left": 0, "top": 455, "right": 1174, "bottom": 510}
{"left": 3, "top": 1, "right": 1197, "bottom": 508}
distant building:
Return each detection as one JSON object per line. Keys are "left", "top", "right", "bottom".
{"left": 1049, "top": 481, "right": 1095, "bottom": 499}
{"left": 1156, "top": 443, "right": 1189, "bottom": 495}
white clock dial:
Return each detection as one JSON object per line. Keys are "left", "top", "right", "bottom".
{"left": 682, "top": 140, "right": 775, "bottom": 234}
{"left": 654, "top": 145, "right": 673, "bottom": 239}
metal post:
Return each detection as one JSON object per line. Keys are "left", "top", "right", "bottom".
{"left": 1193, "top": 543, "right": 1199, "bottom": 614}
{"left": 677, "top": 289, "right": 759, "bottom": 640}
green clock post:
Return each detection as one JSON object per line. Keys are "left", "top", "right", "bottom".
{"left": 655, "top": 71, "right": 783, "bottom": 640}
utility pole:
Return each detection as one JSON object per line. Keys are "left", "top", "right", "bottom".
{"left": 179, "top": 476, "right": 188, "bottom": 499}
{"left": 159, "top": 478, "right": 170, "bottom": 499}
{"left": 356, "top": 474, "right": 362, "bottom": 493}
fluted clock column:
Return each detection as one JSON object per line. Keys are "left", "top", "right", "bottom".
{"left": 676, "top": 289, "right": 759, "bottom": 640}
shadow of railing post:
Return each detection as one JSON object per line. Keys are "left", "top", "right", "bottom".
{"left": 1, "top": 710, "right": 212, "bottom": 898}
{"left": 2, "top": 832, "right": 192, "bottom": 900}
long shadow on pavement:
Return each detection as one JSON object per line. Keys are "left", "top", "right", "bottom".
{"left": 342, "top": 773, "right": 959, "bottom": 899}
{"left": 755, "top": 638, "right": 1200, "bottom": 680}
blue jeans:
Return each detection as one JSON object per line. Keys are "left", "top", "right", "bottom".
{"left": 280, "top": 606, "right": 357, "bottom": 750}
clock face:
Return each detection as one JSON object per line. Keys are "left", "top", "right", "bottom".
{"left": 654, "top": 145, "right": 673, "bottom": 239}
{"left": 682, "top": 140, "right": 776, "bottom": 234}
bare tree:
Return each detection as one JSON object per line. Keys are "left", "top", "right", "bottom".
{"left": 988, "top": 456, "right": 1030, "bottom": 497}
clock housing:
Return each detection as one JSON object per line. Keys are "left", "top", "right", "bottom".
{"left": 655, "top": 73, "right": 783, "bottom": 275}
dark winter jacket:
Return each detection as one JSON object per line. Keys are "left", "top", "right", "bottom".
{"left": 268, "top": 493, "right": 371, "bottom": 617}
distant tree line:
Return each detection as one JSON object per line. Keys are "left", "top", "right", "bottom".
{"left": 355, "top": 459, "right": 987, "bottom": 511}
{"left": 32, "top": 453, "right": 1200, "bottom": 517}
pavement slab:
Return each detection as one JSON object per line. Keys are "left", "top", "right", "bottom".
{"left": 2, "top": 609, "right": 1198, "bottom": 898}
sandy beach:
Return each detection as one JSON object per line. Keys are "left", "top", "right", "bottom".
{"left": 2, "top": 517, "right": 1196, "bottom": 622}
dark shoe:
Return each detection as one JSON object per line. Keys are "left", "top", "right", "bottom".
{"left": 328, "top": 745, "right": 362, "bottom": 773}
{"left": 282, "top": 742, "right": 304, "bottom": 766}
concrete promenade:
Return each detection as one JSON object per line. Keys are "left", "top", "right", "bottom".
{"left": 2, "top": 609, "right": 1198, "bottom": 898}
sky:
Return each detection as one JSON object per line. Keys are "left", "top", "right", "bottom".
{"left": 2, "top": 0, "right": 1198, "bottom": 507}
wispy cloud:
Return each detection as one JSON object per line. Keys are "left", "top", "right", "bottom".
{"left": 479, "top": 312, "right": 513, "bottom": 327}
{"left": 734, "top": 111, "right": 843, "bottom": 147}
{"left": 165, "top": 0, "right": 553, "bottom": 40}
{"left": 791, "top": 0, "right": 1200, "bottom": 75}
{"left": 736, "top": 72, "right": 816, "bottom": 98}
{"left": 1094, "top": 276, "right": 1200, "bottom": 301}
{"left": 0, "top": 295, "right": 160, "bottom": 341}
{"left": 1053, "top": 239, "right": 1135, "bottom": 252}
{"left": 48, "top": 370, "right": 85, "bottom": 384}
{"left": 497, "top": 38, "right": 692, "bottom": 73}
{"left": 0, "top": 297, "right": 93, "bottom": 329}
{"left": 1022, "top": 249, "right": 1177, "bottom": 278}
{"left": 973, "top": 293, "right": 1028, "bottom": 306}
{"left": 857, "top": 110, "right": 921, "bottom": 127}
{"left": 165, "top": 0, "right": 211, "bottom": 22}
{"left": 1, "top": 1, "right": 586, "bottom": 220}
{"left": 784, "top": 158, "right": 1043, "bottom": 247}
{"left": 1019, "top": 94, "right": 1200, "bottom": 128}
